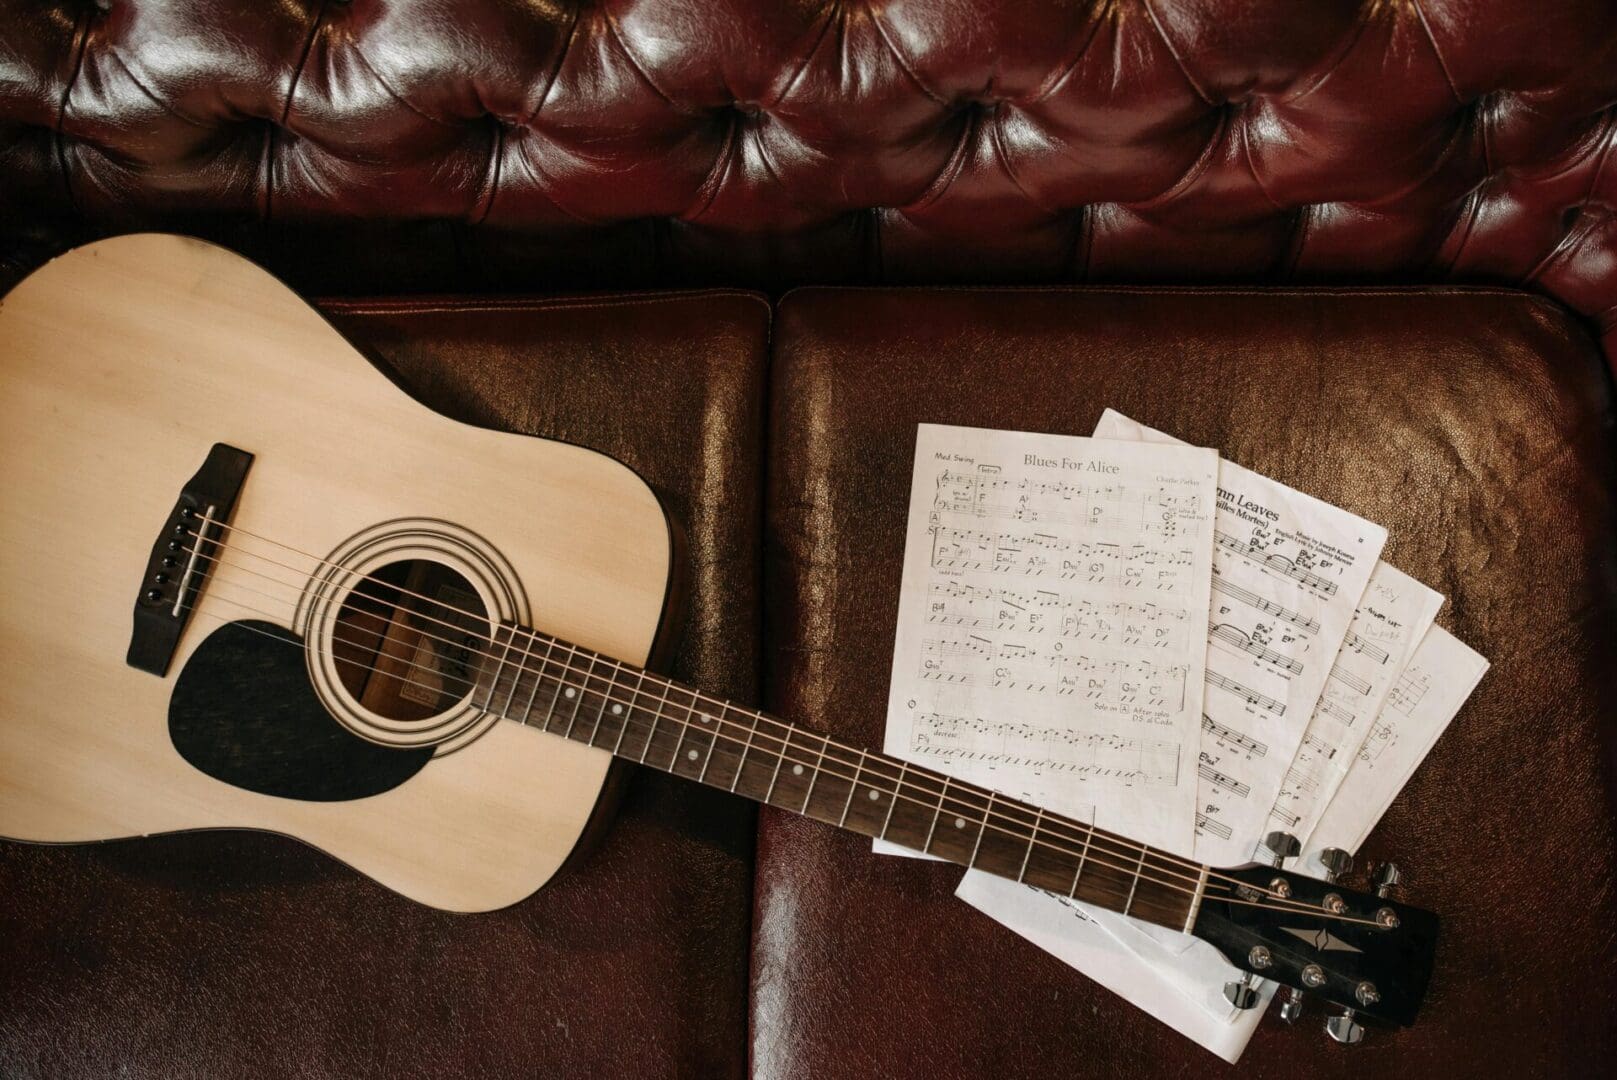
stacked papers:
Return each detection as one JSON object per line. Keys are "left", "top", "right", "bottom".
{"left": 878, "top": 413, "right": 1488, "bottom": 1062}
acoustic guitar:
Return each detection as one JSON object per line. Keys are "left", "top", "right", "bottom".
{"left": 0, "top": 235, "right": 1437, "bottom": 1036}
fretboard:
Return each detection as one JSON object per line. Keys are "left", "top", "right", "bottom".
{"left": 475, "top": 625, "right": 1210, "bottom": 933}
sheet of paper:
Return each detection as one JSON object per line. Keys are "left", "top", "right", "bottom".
{"left": 955, "top": 872, "right": 1270, "bottom": 1063}
{"left": 1091, "top": 410, "right": 1387, "bottom": 866}
{"left": 881, "top": 423, "right": 1219, "bottom": 855}
{"left": 1266, "top": 561, "right": 1444, "bottom": 850}
{"left": 1300, "top": 623, "right": 1488, "bottom": 873}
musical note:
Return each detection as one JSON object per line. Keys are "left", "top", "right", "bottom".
{"left": 1197, "top": 760, "right": 1251, "bottom": 798}
{"left": 924, "top": 581, "right": 1191, "bottom": 652}
{"left": 1214, "top": 530, "right": 1339, "bottom": 596}
{"left": 1211, "top": 574, "right": 1321, "bottom": 634}
{"left": 1207, "top": 671, "right": 1286, "bottom": 716}
{"left": 1195, "top": 812, "right": 1233, "bottom": 841}
{"left": 912, "top": 712, "right": 1180, "bottom": 785}
{"left": 1207, "top": 621, "right": 1304, "bottom": 675}
{"left": 1342, "top": 630, "right": 1390, "bottom": 665}
{"left": 1201, "top": 713, "right": 1268, "bottom": 757}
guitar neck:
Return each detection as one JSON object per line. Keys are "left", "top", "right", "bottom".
{"left": 476, "top": 625, "right": 1210, "bottom": 934}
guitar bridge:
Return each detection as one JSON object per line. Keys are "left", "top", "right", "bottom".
{"left": 127, "top": 443, "right": 254, "bottom": 676}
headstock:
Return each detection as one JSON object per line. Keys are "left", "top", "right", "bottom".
{"left": 1190, "top": 833, "right": 1439, "bottom": 1039}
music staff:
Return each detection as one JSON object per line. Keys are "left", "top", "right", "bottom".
{"left": 1211, "top": 573, "right": 1321, "bottom": 634}
{"left": 925, "top": 581, "right": 1190, "bottom": 651}
{"left": 1197, "top": 760, "right": 1251, "bottom": 799}
{"left": 1214, "top": 529, "right": 1339, "bottom": 597}
{"left": 1326, "top": 660, "right": 1372, "bottom": 696}
{"left": 1207, "top": 621, "right": 1304, "bottom": 675}
{"left": 1342, "top": 630, "right": 1390, "bottom": 665}
{"left": 918, "top": 635, "right": 1189, "bottom": 710}
{"left": 1207, "top": 671, "right": 1286, "bottom": 716}
{"left": 933, "top": 466, "right": 1204, "bottom": 539}
{"left": 911, "top": 712, "right": 1180, "bottom": 785}
{"left": 1195, "top": 812, "right": 1233, "bottom": 841}
{"left": 930, "top": 523, "right": 1194, "bottom": 591}
{"left": 1201, "top": 713, "right": 1268, "bottom": 757}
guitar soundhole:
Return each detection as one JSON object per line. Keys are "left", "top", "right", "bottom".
{"left": 331, "top": 559, "right": 489, "bottom": 723}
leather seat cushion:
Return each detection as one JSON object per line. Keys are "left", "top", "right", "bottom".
{"left": 0, "top": 290, "right": 770, "bottom": 1079}
{"left": 758, "top": 286, "right": 1617, "bottom": 1077}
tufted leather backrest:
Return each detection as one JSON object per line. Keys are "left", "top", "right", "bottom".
{"left": 3, "top": 1, "right": 1616, "bottom": 364}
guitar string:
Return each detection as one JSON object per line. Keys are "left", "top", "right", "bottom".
{"left": 174, "top": 545, "right": 1379, "bottom": 927}
{"left": 181, "top": 594, "right": 1235, "bottom": 916}
{"left": 179, "top": 535, "right": 1243, "bottom": 895}
{"left": 176, "top": 525, "right": 1360, "bottom": 915}
{"left": 184, "top": 584, "right": 1379, "bottom": 927}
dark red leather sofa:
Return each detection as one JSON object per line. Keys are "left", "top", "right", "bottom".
{"left": 3, "top": 2, "right": 1615, "bottom": 1078}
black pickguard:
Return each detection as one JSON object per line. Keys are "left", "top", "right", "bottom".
{"left": 170, "top": 621, "right": 433, "bottom": 801}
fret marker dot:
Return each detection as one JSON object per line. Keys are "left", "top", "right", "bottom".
{"left": 868, "top": 789, "right": 881, "bottom": 800}
{"left": 699, "top": 713, "right": 710, "bottom": 724}
{"left": 610, "top": 704, "right": 623, "bottom": 715}
{"left": 791, "top": 764, "right": 804, "bottom": 776}
{"left": 954, "top": 817, "right": 966, "bottom": 829}
{"left": 687, "top": 749, "right": 700, "bottom": 762}
{"left": 563, "top": 688, "right": 576, "bottom": 700}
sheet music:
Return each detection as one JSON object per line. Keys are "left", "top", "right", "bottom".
{"left": 1091, "top": 410, "right": 1387, "bottom": 866}
{"left": 882, "top": 423, "right": 1219, "bottom": 854}
{"left": 1300, "top": 624, "right": 1488, "bottom": 873}
{"left": 1265, "top": 561, "right": 1443, "bottom": 849}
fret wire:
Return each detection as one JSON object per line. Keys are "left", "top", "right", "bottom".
{"left": 638, "top": 679, "right": 674, "bottom": 763}
{"left": 666, "top": 684, "right": 695, "bottom": 771}
{"left": 612, "top": 666, "right": 648, "bottom": 755}
{"left": 562, "top": 649, "right": 597, "bottom": 739}
{"left": 1016, "top": 807, "right": 1043, "bottom": 883}
{"left": 499, "top": 628, "right": 536, "bottom": 720}
{"left": 1121, "top": 845, "right": 1149, "bottom": 915}
{"left": 729, "top": 708, "right": 759, "bottom": 793}
{"left": 921, "top": 775, "right": 951, "bottom": 854}
{"left": 798, "top": 733, "right": 829, "bottom": 814}
{"left": 837, "top": 749, "right": 867, "bottom": 828}
{"left": 538, "top": 638, "right": 571, "bottom": 731}
{"left": 966, "top": 791, "right": 996, "bottom": 870}
{"left": 763, "top": 723, "right": 793, "bottom": 803}
{"left": 1068, "top": 826, "right": 1094, "bottom": 898}
{"left": 587, "top": 655, "right": 621, "bottom": 745}
{"left": 516, "top": 632, "right": 555, "bottom": 726}
{"left": 694, "top": 702, "right": 719, "bottom": 783}
{"left": 479, "top": 627, "right": 518, "bottom": 714}
{"left": 878, "top": 760, "right": 907, "bottom": 839}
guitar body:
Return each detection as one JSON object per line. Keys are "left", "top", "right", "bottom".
{"left": 0, "top": 234, "right": 676, "bottom": 912}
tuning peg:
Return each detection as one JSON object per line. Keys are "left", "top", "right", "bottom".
{"left": 1261, "top": 831, "right": 1300, "bottom": 867}
{"left": 1317, "top": 847, "right": 1353, "bottom": 883}
{"left": 1223, "top": 975, "right": 1262, "bottom": 1010}
{"left": 1278, "top": 987, "right": 1306, "bottom": 1024}
{"left": 1326, "top": 1012, "right": 1365, "bottom": 1044}
{"left": 1374, "top": 861, "right": 1402, "bottom": 897}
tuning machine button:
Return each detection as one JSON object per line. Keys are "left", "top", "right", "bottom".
{"left": 1278, "top": 987, "right": 1306, "bottom": 1024}
{"left": 1374, "top": 861, "right": 1402, "bottom": 897}
{"left": 1318, "top": 847, "right": 1353, "bottom": 883}
{"left": 1326, "top": 1013, "right": 1365, "bottom": 1044}
{"left": 1261, "top": 831, "right": 1301, "bottom": 867}
{"left": 1223, "top": 976, "right": 1262, "bottom": 1010}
